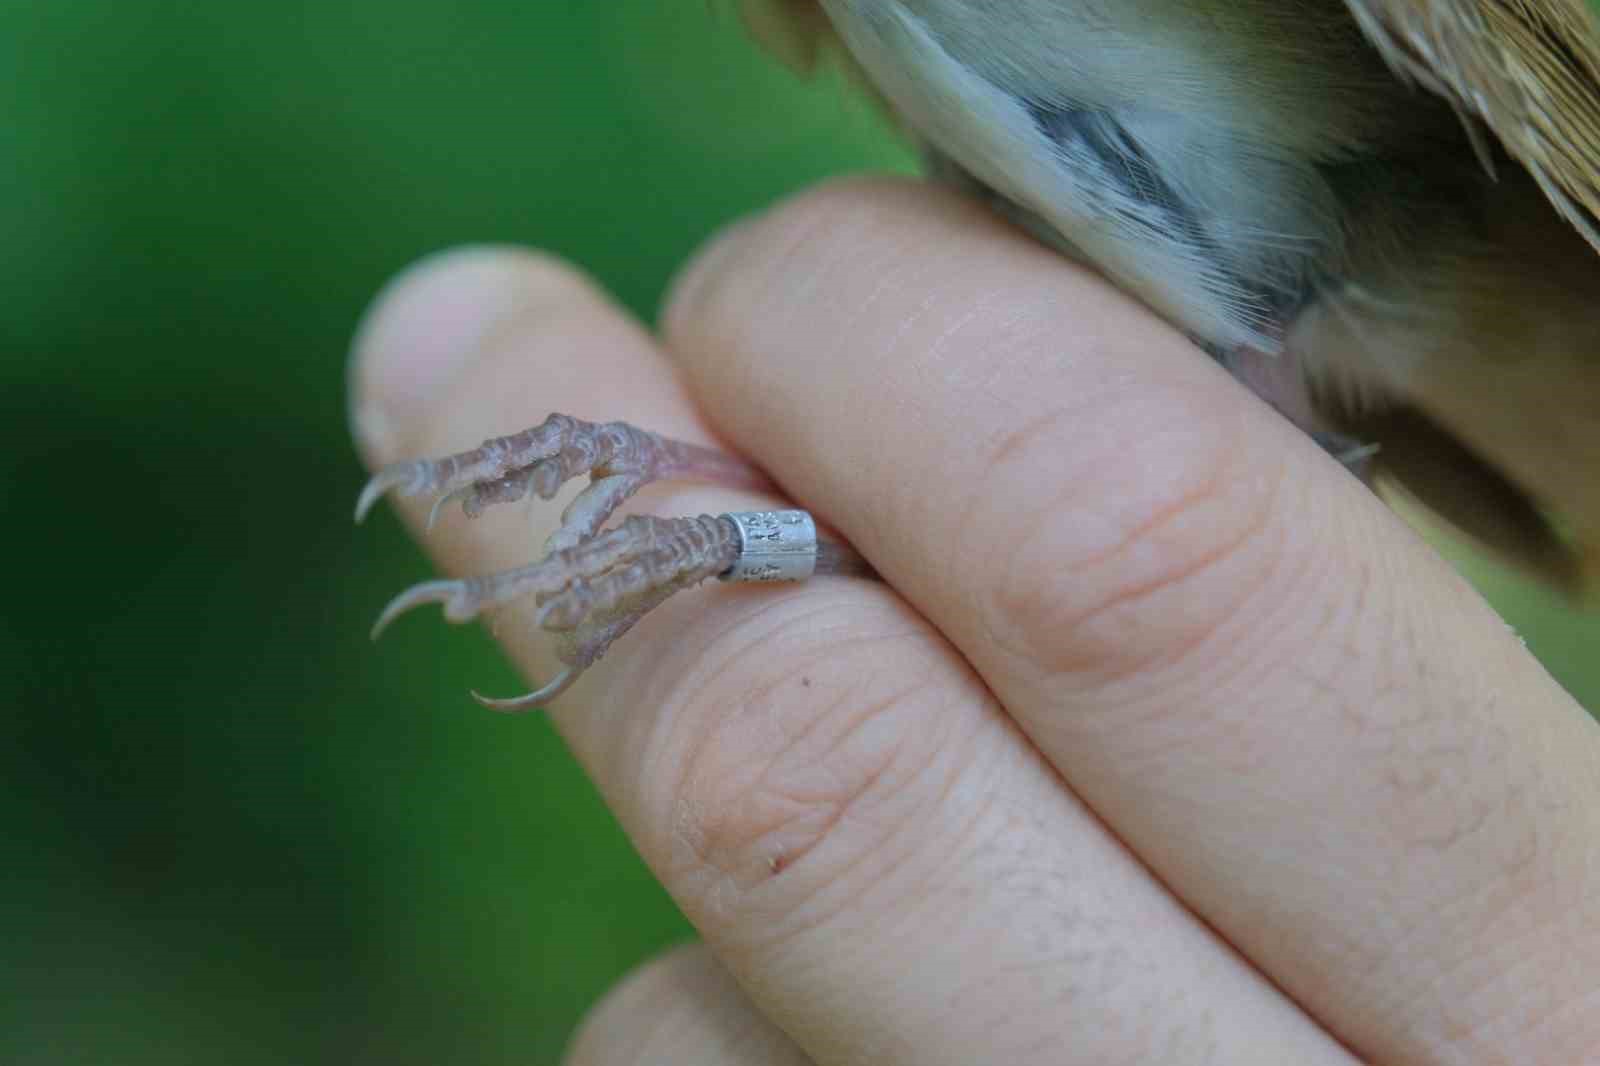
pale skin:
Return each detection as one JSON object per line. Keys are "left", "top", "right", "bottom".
{"left": 350, "top": 178, "right": 1600, "bottom": 1065}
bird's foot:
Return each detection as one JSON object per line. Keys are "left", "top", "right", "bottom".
{"left": 356, "top": 412, "right": 771, "bottom": 544}
{"left": 357, "top": 413, "right": 813, "bottom": 710}
{"left": 371, "top": 512, "right": 746, "bottom": 710}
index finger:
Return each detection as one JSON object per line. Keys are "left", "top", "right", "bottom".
{"left": 662, "top": 177, "right": 1600, "bottom": 1064}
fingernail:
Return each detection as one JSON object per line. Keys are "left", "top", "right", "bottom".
{"left": 347, "top": 245, "right": 568, "bottom": 466}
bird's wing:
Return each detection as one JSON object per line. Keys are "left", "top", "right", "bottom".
{"left": 743, "top": 2, "right": 1600, "bottom": 252}
{"left": 1346, "top": 0, "right": 1600, "bottom": 251}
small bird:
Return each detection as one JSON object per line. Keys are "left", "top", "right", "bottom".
{"left": 359, "top": 0, "right": 1600, "bottom": 707}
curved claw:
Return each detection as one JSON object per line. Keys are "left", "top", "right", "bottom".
{"left": 470, "top": 667, "right": 580, "bottom": 713}
{"left": 355, "top": 461, "right": 430, "bottom": 523}
{"left": 425, "top": 486, "right": 474, "bottom": 532}
{"left": 370, "top": 579, "right": 478, "bottom": 640}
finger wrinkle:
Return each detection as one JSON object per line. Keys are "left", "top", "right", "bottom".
{"left": 975, "top": 402, "right": 1281, "bottom": 694}
{"left": 665, "top": 635, "right": 975, "bottom": 934}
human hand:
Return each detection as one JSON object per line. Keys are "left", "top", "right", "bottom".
{"left": 350, "top": 178, "right": 1600, "bottom": 1065}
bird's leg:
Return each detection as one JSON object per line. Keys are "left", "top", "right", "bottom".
{"left": 357, "top": 414, "right": 869, "bottom": 709}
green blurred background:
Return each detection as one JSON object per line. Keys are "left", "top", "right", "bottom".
{"left": 2, "top": 3, "right": 1595, "bottom": 1063}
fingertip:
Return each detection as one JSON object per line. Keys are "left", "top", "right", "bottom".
{"left": 661, "top": 175, "right": 948, "bottom": 352}
{"left": 659, "top": 212, "right": 760, "bottom": 346}
{"left": 347, "top": 244, "right": 604, "bottom": 467}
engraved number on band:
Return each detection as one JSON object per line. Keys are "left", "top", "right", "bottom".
{"left": 720, "top": 510, "right": 818, "bottom": 583}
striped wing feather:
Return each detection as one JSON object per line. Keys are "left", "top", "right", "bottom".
{"left": 741, "top": 1, "right": 1600, "bottom": 250}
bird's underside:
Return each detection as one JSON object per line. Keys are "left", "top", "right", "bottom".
{"left": 359, "top": 0, "right": 1600, "bottom": 707}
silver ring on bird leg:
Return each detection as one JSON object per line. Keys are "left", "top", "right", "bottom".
{"left": 719, "top": 510, "right": 819, "bottom": 583}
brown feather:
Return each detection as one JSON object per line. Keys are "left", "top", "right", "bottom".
{"left": 1346, "top": 0, "right": 1600, "bottom": 251}
{"left": 736, "top": 0, "right": 899, "bottom": 125}
{"left": 735, "top": 0, "right": 838, "bottom": 73}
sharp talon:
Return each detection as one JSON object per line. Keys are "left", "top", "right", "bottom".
{"left": 354, "top": 478, "right": 387, "bottom": 524}
{"left": 425, "top": 487, "right": 472, "bottom": 532}
{"left": 470, "top": 667, "right": 580, "bottom": 713}
{"left": 370, "top": 579, "right": 469, "bottom": 640}
{"left": 361, "top": 415, "right": 779, "bottom": 710}
{"left": 355, "top": 461, "right": 427, "bottom": 523}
